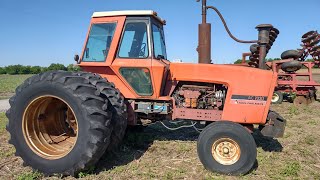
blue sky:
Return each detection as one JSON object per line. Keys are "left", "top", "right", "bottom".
{"left": 0, "top": 0, "right": 319, "bottom": 66}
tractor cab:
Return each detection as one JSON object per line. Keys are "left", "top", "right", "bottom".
{"left": 79, "top": 10, "right": 170, "bottom": 99}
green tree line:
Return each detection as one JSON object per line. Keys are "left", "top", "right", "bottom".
{"left": 233, "top": 58, "right": 282, "bottom": 64}
{"left": 233, "top": 58, "right": 315, "bottom": 64}
{"left": 0, "top": 64, "right": 81, "bottom": 75}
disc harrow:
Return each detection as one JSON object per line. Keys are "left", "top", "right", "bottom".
{"left": 248, "top": 28, "right": 280, "bottom": 67}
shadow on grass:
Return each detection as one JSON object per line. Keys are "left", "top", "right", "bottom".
{"left": 94, "top": 122, "right": 199, "bottom": 174}
{"left": 253, "top": 129, "right": 283, "bottom": 152}
{"left": 91, "top": 124, "right": 283, "bottom": 175}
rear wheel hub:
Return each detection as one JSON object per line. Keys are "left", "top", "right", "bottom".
{"left": 22, "top": 95, "right": 78, "bottom": 160}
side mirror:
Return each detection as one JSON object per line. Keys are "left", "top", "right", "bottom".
{"left": 74, "top": 54, "right": 80, "bottom": 64}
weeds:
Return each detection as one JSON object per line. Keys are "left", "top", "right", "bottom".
{"left": 280, "top": 162, "right": 300, "bottom": 177}
{"left": 288, "top": 106, "right": 299, "bottom": 115}
{"left": 305, "top": 136, "right": 315, "bottom": 145}
{"left": 16, "top": 171, "right": 42, "bottom": 180}
{"left": 307, "top": 120, "right": 318, "bottom": 125}
{"left": 0, "top": 112, "right": 8, "bottom": 135}
{"left": 0, "top": 75, "right": 31, "bottom": 99}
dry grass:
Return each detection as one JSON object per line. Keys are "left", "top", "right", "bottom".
{"left": 0, "top": 75, "right": 32, "bottom": 99}
{"left": 1, "top": 100, "right": 320, "bottom": 179}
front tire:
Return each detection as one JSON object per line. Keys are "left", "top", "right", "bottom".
{"left": 197, "top": 121, "right": 257, "bottom": 175}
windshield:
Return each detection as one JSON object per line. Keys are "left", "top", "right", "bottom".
{"left": 83, "top": 23, "right": 117, "bottom": 62}
{"left": 152, "top": 24, "right": 167, "bottom": 59}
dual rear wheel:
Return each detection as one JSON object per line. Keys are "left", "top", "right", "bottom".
{"left": 6, "top": 71, "right": 127, "bottom": 176}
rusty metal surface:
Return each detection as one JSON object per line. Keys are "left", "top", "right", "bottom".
{"left": 173, "top": 108, "right": 222, "bottom": 121}
{"left": 301, "top": 31, "right": 320, "bottom": 62}
{"left": 267, "top": 60, "right": 320, "bottom": 97}
{"left": 127, "top": 101, "right": 137, "bottom": 125}
{"left": 197, "top": 0, "right": 211, "bottom": 64}
{"left": 246, "top": 26, "right": 279, "bottom": 68}
{"left": 178, "top": 90, "right": 201, "bottom": 98}
{"left": 198, "top": 23, "right": 212, "bottom": 64}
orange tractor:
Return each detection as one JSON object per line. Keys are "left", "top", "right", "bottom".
{"left": 6, "top": 0, "right": 286, "bottom": 176}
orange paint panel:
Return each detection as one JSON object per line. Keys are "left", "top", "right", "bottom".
{"left": 169, "top": 63, "right": 277, "bottom": 124}
{"left": 151, "top": 59, "right": 168, "bottom": 97}
{"left": 80, "top": 66, "right": 137, "bottom": 98}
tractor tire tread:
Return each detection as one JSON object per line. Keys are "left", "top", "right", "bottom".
{"left": 6, "top": 71, "right": 113, "bottom": 176}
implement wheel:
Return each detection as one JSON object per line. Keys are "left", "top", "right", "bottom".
{"left": 281, "top": 60, "right": 302, "bottom": 73}
{"left": 197, "top": 121, "right": 257, "bottom": 175}
{"left": 6, "top": 71, "right": 127, "bottom": 176}
{"left": 271, "top": 91, "right": 283, "bottom": 104}
{"left": 281, "top": 50, "right": 301, "bottom": 60}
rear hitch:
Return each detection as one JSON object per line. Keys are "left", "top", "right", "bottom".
{"left": 259, "top": 111, "right": 286, "bottom": 138}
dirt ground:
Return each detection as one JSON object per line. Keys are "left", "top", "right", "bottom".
{"left": 0, "top": 72, "right": 319, "bottom": 179}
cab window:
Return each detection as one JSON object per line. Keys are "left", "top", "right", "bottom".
{"left": 119, "top": 67, "right": 153, "bottom": 95}
{"left": 152, "top": 24, "right": 167, "bottom": 59}
{"left": 118, "top": 22, "right": 149, "bottom": 58}
{"left": 83, "top": 23, "right": 116, "bottom": 62}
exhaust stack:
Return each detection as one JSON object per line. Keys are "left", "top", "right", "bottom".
{"left": 197, "top": 0, "right": 211, "bottom": 64}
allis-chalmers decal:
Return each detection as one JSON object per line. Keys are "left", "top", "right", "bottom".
{"left": 230, "top": 95, "right": 268, "bottom": 106}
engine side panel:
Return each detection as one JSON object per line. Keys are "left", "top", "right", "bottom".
{"left": 169, "top": 63, "right": 277, "bottom": 124}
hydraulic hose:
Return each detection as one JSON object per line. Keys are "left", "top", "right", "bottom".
{"left": 207, "top": 6, "right": 258, "bottom": 44}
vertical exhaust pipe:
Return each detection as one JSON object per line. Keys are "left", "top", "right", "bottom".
{"left": 256, "top": 24, "right": 273, "bottom": 69}
{"left": 197, "top": 0, "right": 212, "bottom": 64}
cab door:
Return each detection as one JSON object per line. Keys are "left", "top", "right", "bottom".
{"left": 111, "top": 18, "right": 156, "bottom": 99}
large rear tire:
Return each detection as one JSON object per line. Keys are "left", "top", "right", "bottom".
{"left": 77, "top": 72, "right": 128, "bottom": 151}
{"left": 197, "top": 121, "right": 257, "bottom": 175}
{"left": 5, "top": 71, "right": 119, "bottom": 176}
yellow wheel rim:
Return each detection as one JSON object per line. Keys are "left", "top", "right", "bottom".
{"left": 212, "top": 138, "right": 241, "bottom": 165}
{"left": 22, "top": 95, "right": 78, "bottom": 160}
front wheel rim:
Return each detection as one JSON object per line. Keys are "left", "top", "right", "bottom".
{"left": 212, "top": 138, "right": 241, "bottom": 165}
{"left": 22, "top": 95, "right": 79, "bottom": 160}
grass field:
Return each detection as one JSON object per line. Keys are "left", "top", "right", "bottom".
{"left": 0, "top": 74, "right": 320, "bottom": 179}
{"left": 0, "top": 75, "right": 32, "bottom": 99}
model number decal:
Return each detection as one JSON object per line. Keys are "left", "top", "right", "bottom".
{"left": 231, "top": 95, "right": 268, "bottom": 105}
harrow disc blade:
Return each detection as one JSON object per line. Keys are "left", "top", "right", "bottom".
{"left": 302, "top": 30, "right": 317, "bottom": 38}
{"left": 302, "top": 33, "right": 318, "bottom": 43}
{"left": 310, "top": 39, "right": 320, "bottom": 46}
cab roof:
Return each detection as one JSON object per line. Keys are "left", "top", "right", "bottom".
{"left": 92, "top": 10, "right": 166, "bottom": 24}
